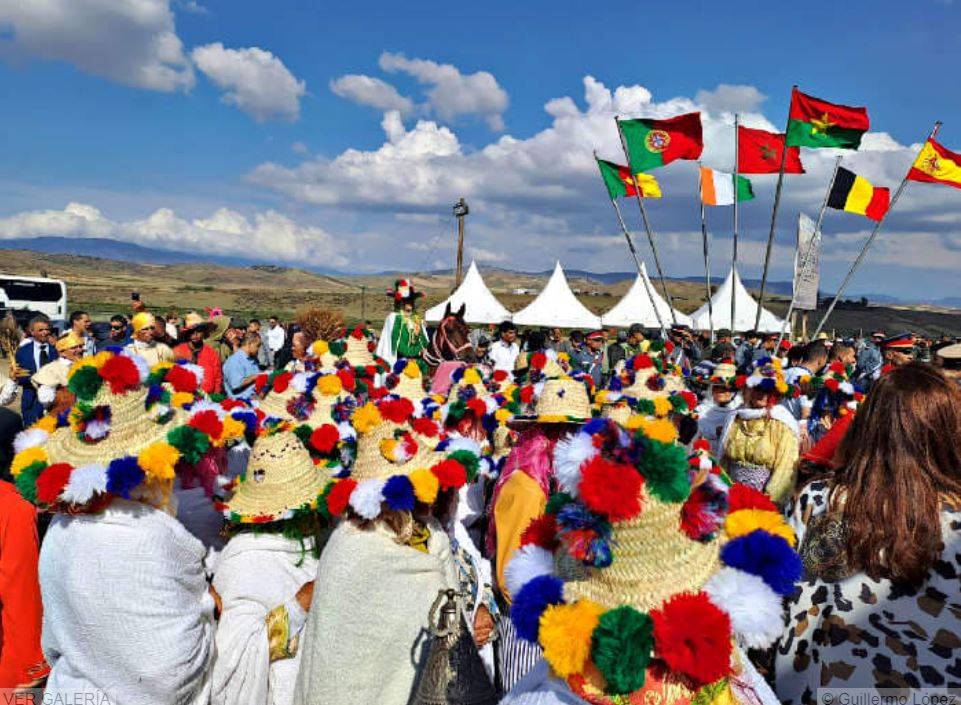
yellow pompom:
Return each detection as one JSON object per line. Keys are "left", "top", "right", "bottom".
{"left": 12, "top": 446, "right": 48, "bottom": 476}
{"left": 594, "top": 390, "right": 610, "bottom": 405}
{"left": 353, "top": 403, "right": 382, "bottom": 434}
{"left": 380, "top": 438, "right": 400, "bottom": 462}
{"left": 652, "top": 396, "right": 673, "bottom": 418}
{"left": 312, "top": 340, "right": 330, "bottom": 356}
{"left": 539, "top": 600, "right": 604, "bottom": 678}
{"left": 775, "top": 380, "right": 788, "bottom": 395}
{"left": 408, "top": 467, "right": 439, "bottom": 504}
{"left": 221, "top": 415, "right": 246, "bottom": 441}
{"left": 316, "top": 374, "right": 343, "bottom": 396}
{"left": 639, "top": 340, "right": 651, "bottom": 352}
{"left": 138, "top": 442, "right": 181, "bottom": 481}
{"left": 638, "top": 417, "right": 678, "bottom": 444}
{"left": 170, "top": 392, "right": 193, "bottom": 408}
{"left": 726, "top": 508, "right": 796, "bottom": 547}
{"left": 494, "top": 408, "right": 512, "bottom": 423}
{"left": 462, "top": 368, "right": 482, "bottom": 385}
{"left": 152, "top": 361, "right": 173, "bottom": 374}
{"left": 403, "top": 360, "right": 421, "bottom": 378}
{"left": 557, "top": 352, "right": 570, "bottom": 363}
{"left": 32, "top": 416, "right": 58, "bottom": 434}
{"left": 67, "top": 357, "right": 98, "bottom": 379}
{"left": 622, "top": 412, "right": 644, "bottom": 430}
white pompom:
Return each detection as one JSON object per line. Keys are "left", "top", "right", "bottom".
{"left": 61, "top": 464, "right": 108, "bottom": 504}
{"left": 337, "top": 421, "right": 357, "bottom": 442}
{"left": 505, "top": 545, "right": 555, "bottom": 597}
{"left": 349, "top": 479, "right": 386, "bottom": 520}
{"left": 14, "top": 428, "right": 49, "bottom": 454}
{"left": 553, "top": 431, "right": 597, "bottom": 497}
{"left": 705, "top": 567, "right": 784, "bottom": 649}
{"left": 85, "top": 419, "right": 111, "bottom": 440}
{"left": 121, "top": 350, "right": 150, "bottom": 382}
{"left": 291, "top": 372, "right": 310, "bottom": 394}
{"left": 446, "top": 437, "right": 481, "bottom": 456}
{"left": 190, "top": 399, "right": 226, "bottom": 419}
{"left": 182, "top": 363, "right": 205, "bottom": 387}
{"left": 37, "top": 385, "right": 56, "bottom": 406}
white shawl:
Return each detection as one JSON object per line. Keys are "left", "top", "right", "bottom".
{"left": 40, "top": 499, "right": 215, "bottom": 705}
{"left": 211, "top": 533, "right": 319, "bottom": 705}
{"left": 293, "top": 518, "right": 456, "bottom": 705}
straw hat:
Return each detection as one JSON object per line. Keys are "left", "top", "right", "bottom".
{"left": 739, "top": 355, "right": 797, "bottom": 398}
{"left": 507, "top": 420, "right": 802, "bottom": 700}
{"left": 386, "top": 359, "right": 427, "bottom": 402}
{"left": 179, "top": 312, "right": 216, "bottom": 341}
{"left": 221, "top": 431, "right": 328, "bottom": 523}
{"left": 510, "top": 377, "right": 592, "bottom": 426}
{"left": 55, "top": 330, "right": 85, "bottom": 353}
{"left": 256, "top": 370, "right": 349, "bottom": 428}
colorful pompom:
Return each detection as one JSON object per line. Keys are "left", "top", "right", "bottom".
{"left": 727, "top": 484, "right": 777, "bottom": 513}
{"left": 432, "top": 459, "right": 467, "bottom": 489}
{"left": 98, "top": 354, "right": 141, "bottom": 394}
{"left": 189, "top": 410, "right": 223, "bottom": 440}
{"left": 578, "top": 456, "right": 642, "bottom": 522}
{"left": 137, "top": 442, "right": 181, "bottom": 481}
{"left": 638, "top": 417, "right": 678, "bottom": 445}
{"left": 591, "top": 606, "right": 654, "bottom": 694}
{"left": 36, "top": 463, "right": 73, "bottom": 505}
{"left": 520, "top": 513, "right": 559, "bottom": 550}
{"left": 317, "top": 374, "right": 343, "bottom": 396}
{"left": 408, "top": 467, "right": 440, "bottom": 504}
{"left": 720, "top": 530, "right": 802, "bottom": 596}
{"left": 349, "top": 479, "right": 386, "bottom": 519}
{"left": 382, "top": 475, "right": 416, "bottom": 512}
{"left": 539, "top": 600, "right": 604, "bottom": 678}
{"left": 166, "top": 425, "right": 211, "bottom": 465}
{"left": 511, "top": 574, "right": 565, "bottom": 642}
{"left": 704, "top": 567, "right": 784, "bottom": 649}
{"left": 68, "top": 365, "right": 103, "bottom": 401}
{"left": 310, "top": 424, "right": 340, "bottom": 455}
{"left": 11, "top": 446, "right": 48, "bottom": 477}
{"left": 636, "top": 440, "right": 690, "bottom": 503}
{"left": 505, "top": 544, "right": 555, "bottom": 597}
{"left": 325, "top": 478, "right": 357, "bottom": 516}
{"left": 61, "top": 463, "right": 107, "bottom": 505}
{"left": 650, "top": 592, "right": 733, "bottom": 686}
{"left": 272, "top": 372, "right": 293, "bottom": 393}
{"left": 353, "top": 403, "right": 382, "bottom": 433}
{"left": 725, "top": 509, "right": 796, "bottom": 547}
{"left": 106, "top": 457, "right": 144, "bottom": 499}
{"left": 165, "top": 364, "right": 199, "bottom": 394}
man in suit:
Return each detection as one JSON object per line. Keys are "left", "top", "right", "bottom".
{"left": 14, "top": 315, "right": 57, "bottom": 427}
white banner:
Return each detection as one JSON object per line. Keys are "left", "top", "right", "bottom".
{"left": 794, "top": 213, "right": 821, "bottom": 311}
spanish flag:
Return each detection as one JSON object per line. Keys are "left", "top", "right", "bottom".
{"left": 907, "top": 138, "right": 961, "bottom": 190}
{"left": 827, "top": 167, "right": 890, "bottom": 221}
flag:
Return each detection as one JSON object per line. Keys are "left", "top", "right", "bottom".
{"left": 827, "top": 167, "right": 890, "bottom": 221}
{"left": 737, "top": 125, "right": 805, "bottom": 174}
{"left": 786, "top": 88, "right": 870, "bottom": 149}
{"left": 618, "top": 113, "right": 703, "bottom": 172}
{"left": 700, "top": 166, "right": 754, "bottom": 206}
{"left": 907, "top": 138, "right": 961, "bottom": 191}
{"left": 596, "top": 158, "right": 662, "bottom": 199}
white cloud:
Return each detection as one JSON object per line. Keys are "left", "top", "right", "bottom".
{"left": 468, "top": 246, "right": 507, "bottom": 263}
{"left": 291, "top": 141, "right": 309, "bottom": 155}
{"left": 0, "top": 202, "right": 347, "bottom": 267}
{"left": 0, "top": 0, "right": 194, "bottom": 91}
{"left": 378, "top": 52, "right": 508, "bottom": 130}
{"left": 695, "top": 84, "right": 766, "bottom": 114}
{"left": 191, "top": 43, "right": 306, "bottom": 122}
{"left": 329, "top": 74, "right": 414, "bottom": 115}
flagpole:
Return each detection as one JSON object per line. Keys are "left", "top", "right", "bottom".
{"left": 732, "top": 113, "right": 740, "bottom": 333}
{"left": 755, "top": 85, "right": 797, "bottom": 330}
{"left": 615, "top": 117, "right": 680, "bottom": 329}
{"left": 697, "top": 162, "right": 715, "bottom": 342}
{"left": 774, "top": 155, "right": 842, "bottom": 350}
{"left": 813, "top": 121, "right": 942, "bottom": 337}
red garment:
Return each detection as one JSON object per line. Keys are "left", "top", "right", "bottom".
{"left": 802, "top": 412, "right": 854, "bottom": 468}
{"left": 172, "top": 343, "right": 223, "bottom": 394}
{"left": 0, "top": 481, "right": 48, "bottom": 688}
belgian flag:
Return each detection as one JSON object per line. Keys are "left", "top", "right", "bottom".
{"left": 827, "top": 167, "right": 889, "bottom": 221}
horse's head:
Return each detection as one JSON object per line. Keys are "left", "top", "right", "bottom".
{"left": 431, "top": 302, "right": 476, "bottom": 363}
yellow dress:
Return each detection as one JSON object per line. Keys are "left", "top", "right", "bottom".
{"left": 721, "top": 407, "right": 799, "bottom": 506}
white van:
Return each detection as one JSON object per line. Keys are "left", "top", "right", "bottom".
{"left": 0, "top": 275, "right": 68, "bottom": 331}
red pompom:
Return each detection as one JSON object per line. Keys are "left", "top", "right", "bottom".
{"left": 337, "top": 368, "right": 356, "bottom": 392}
{"left": 692, "top": 439, "right": 711, "bottom": 453}
{"left": 467, "top": 397, "right": 488, "bottom": 418}
{"left": 520, "top": 513, "right": 558, "bottom": 549}
{"left": 253, "top": 374, "right": 269, "bottom": 394}
{"left": 221, "top": 399, "right": 246, "bottom": 411}
{"left": 578, "top": 456, "right": 643, "bottom": 522}
{"left": 632, "top": 354, "right": 654, "bottom": 370}
{"left": 369, "top": 386, "right": 388, "bottom": 401}
{"left": 519, "top": 385, "right": 535, "bottom": 404}
{"left": 727, "top": 483, "right": 777, "bottom": 512}
{"left": 164, "top": 364, "right": 198, "bottom": 394}
{"left": 350, "top": 326, "right": 365, "bottom": 340}
{"left": 310, "top": 424, "right": 340, "bottom": 454}
{"left": 530, "top": 352, "right": 547, "bottom": 370}
{"left": 664, "top": 341, "right": 676, "bottom": 354}
{"left": 734, "top": 375, "right": 747, "bottom": 389}
{"left": 493, "top": 369, "right": 508, "bottom": 382}
{"left": 272, "top": 372, "right": 293, "bottom": 394}
{"left": 651, "top": 592, "right": 732, "bottom": 686}
{"left": 189, "top": 410, "right": 223, "bottom": 440}
{"left": 326, "top": 479, "right": 357, "bottom": 516}
{"left": 680, "top": 391, "right": 698, "bottom": 410}
{"left": 825, "top": 378, "right": 840, "bottom": 393}
{"left": 379, "top": 397, "right": 415, "bottom": 423}
{"left": 36, "top": 463, "right": 73, "bottom": 505}
{"left": 432, "top": 459, "right": 467, "bottom": 489}
{"left": 828, "top": 361, "right": 846, "bottom": 375}
{"left": 411, "top": 417, "right": 439, "bottom": 438}
{"left": 98, "top": 355, "right": 141, "bottom": 394}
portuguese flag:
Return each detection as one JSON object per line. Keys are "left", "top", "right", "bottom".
{"left": 786, "top": 88, "right": 869, "bottom": 150}
{"left": 827, "top": 167, "right": 889, "bottom": 221}
{"left": 596, "top": 158, "right": 662, "bottom": 199}
{"left": 618, "top": 113, "right": 703, "bottom": 172}
{"left": 907, "top": 138, "right": 961, "bottom": 191}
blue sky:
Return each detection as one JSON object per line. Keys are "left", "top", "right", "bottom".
{"left": 1, "top": 0, "right": 960, "bottom": 300}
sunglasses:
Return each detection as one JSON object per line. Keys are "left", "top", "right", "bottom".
{"left": 110, "top": 325, "right": 125, "bottom": 330}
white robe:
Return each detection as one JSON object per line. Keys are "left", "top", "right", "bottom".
{"left": 211, "top": 533, "right": 319, "bottom": 705}
{"left": 40, "top": 499, "right": 215, "bottom": 705}
{"left": 695, "top": 395, "right": 742, "bottom": 457}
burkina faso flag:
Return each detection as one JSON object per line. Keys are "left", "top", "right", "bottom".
{"left": 786, "top": 88, "right": 869, "bottom": 150}
{"left": 618, "top": 113, "right": 703, "bottom": 173}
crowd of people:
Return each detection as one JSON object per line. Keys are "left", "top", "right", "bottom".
{"left": 1, "top": 279, "right": 960, "bottom": 705}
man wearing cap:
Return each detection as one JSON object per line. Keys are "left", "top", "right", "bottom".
{"left": 217, "top": 318, "right": 247, "bottom": 364}
{"left": 935, "top": 342, "right": 961, "bottom": 383}
{"left": 605, "top": 322, "right": 646, "bottom": 374}
{"left": 173, "top": 313, "right": 222, "bottom": 394}
{"left": 710, "top": 328, "right": 734, "bottom": 361}
{"left": 668, "top": 324, "right": 701, "bottom": 370}
{"left": 573, "top": 330, "right": 606, "bottom": 386}
{"left": 125, "top": 312, "right": 174, "bottom": 367}
{"left": 882, "top": 333, "right": 916, "bottom": 369}
{"left": 32, "top": 331, "right": 85, "bottom": 415}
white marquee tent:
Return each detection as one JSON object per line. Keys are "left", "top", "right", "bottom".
{"left": 425, "top": 260, "right": 512, "bottom": 324}
{"left": 690, "top": 267, "right": 784, "bottom": 333}
{"left": 601, "top": 263, "right": 692, "bottom": 329}
{"left": 512, "top": 261, "right": 602, "bottom": 329}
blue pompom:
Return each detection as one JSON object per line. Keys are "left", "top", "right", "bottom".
{"left": 392, "top": 359, "right": 408, "bottom": 375}
{"left": 609, "top": 376, "right": 623, "bottom": 392}
{"left": 583, "top": 417, "right": 608, "bottom": 435}
{"left": 106, "top": 456, "right": 145, "bottom": 499}
{"left": 758, "top": 378, "right": 776, "bottom": 392}
{"left": 382, "top": 475, "right": 415, "bottom": 512}
{"left": 720, "top": 529, "right": 802, "bottom": 596}
{"left": 233, "top": 411, "right": 259, "bottom": 435}
{"left": 511, "top": 575, "right": 564, "bottom": 642}
{"left": 146, "top": 383, "right": 165, "bottom": 406}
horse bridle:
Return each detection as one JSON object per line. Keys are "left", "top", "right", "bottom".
{"left": 423, "top": 315, "right": 473, "bottom": 367}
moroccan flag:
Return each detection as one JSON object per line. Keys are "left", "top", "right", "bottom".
{"left": 737, "top": 126, "right": 805, "bottom": 174}
{"left": 787, "top": 89, "right": 869, "bottom": 150}
{"left": 596, "top": 158, "right": 662, "bottom": 199}
{"left": 700, "top": 166, "right": 754, "bottom": 206}
{"left": 827, "top": 167, "right": 890, "bottom": 221}
{"left": 907, "top": 138, "right": 961, "bottom": 191}
{"left": 618, "top": 113, "right": 703, "bottom": 172}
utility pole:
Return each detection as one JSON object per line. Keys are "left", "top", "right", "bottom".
{"left": 453, "top": 198, "right": 469, "bottom": 286}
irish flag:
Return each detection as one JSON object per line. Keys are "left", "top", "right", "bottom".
{"left": 700, "top": 166, "right": 754, "bottom": 206}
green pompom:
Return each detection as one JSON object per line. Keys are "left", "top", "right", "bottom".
{"left": 166, "top": 425, "right": 211, "bottom": 465}
{"left": 328, "top": 341, "right": 346, "bottom": 357}
{"left": 68, "top": 366, "right": 103, "bottom": 401}
{"left": 591, "top": 605, "right": 653, "bottom": 695}
{"left": 635, "top": 399, "right": 655, "bottom": 416}
{"left": 544, "top": 491, "right": 574, "bottom": 515}
{"left": 637, "top": 439, "right": 690, "bottom": 503}
{"left": 670, "top": 395, "right": 688, "bottom": 413}
{"left": 446, "top": 400, "right": 467, "bottom": 423}
{"left": 15, "top": 462, "right": 45, "bottom": 505}
{"left": 293, "top": 424, "right": 313, "bottom": 448}
{"left": 146, "top": 368, "right": 168, "bottom": 387}
{"left": 448, "top": 450, "right": 480, "bottom": 482}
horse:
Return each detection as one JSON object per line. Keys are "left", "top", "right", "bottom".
{"left": 423, "top": 302, "right": 477, "bottom": 394}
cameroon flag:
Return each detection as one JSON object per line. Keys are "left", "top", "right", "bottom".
{"left": 907, "top": 138, "right": 961, "bottom": 191}
{"left": 786, "top": 88, "right": 869, "bottom": 150}
{"left": 596, "top": 158, "right": 662, "bottom": 199}
{"left": 827, "top": 167, "right": 889, "bottom": 221}
{"left": 618, "top": 113, "right": 703, "bottom": 172}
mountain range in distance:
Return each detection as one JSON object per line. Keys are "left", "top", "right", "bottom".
{"left": 0, "top": 235, "right": 952, "bottom": 309}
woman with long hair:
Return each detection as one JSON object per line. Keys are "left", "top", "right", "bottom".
{"left": 775, "top": 362, "right": 961, "bottom": 703}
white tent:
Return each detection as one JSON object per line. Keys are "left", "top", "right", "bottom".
{"left": 512, "top": 261, "right": 602, "bottom": 329}
{"left": 425, "top": 260, "right": 512, "bottom": 324}
{"left": 690, "top": 267, "right": 784, "bottom": 333}
{"left": 601, "top": 263, "right": 692, "bottom": 329}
